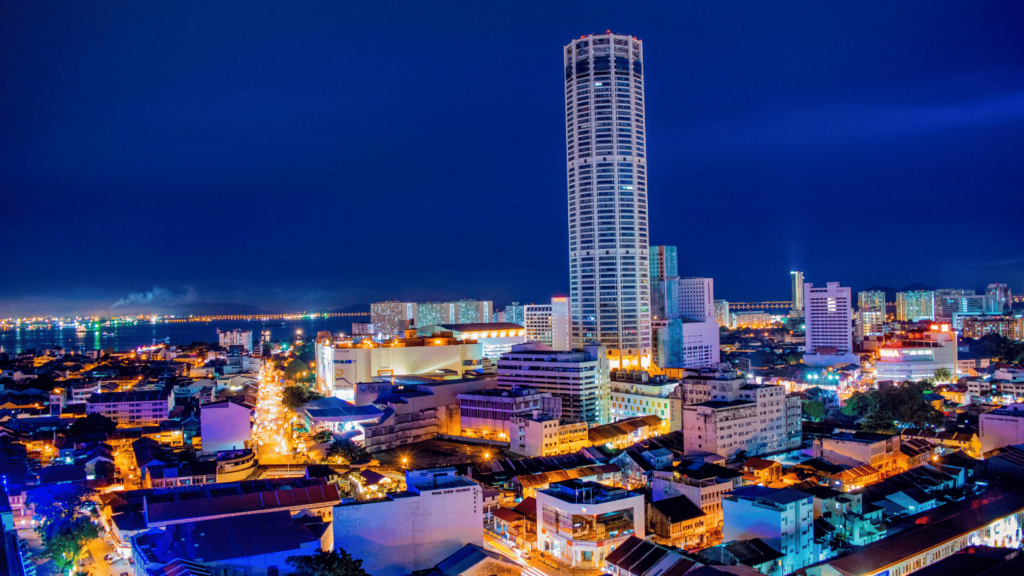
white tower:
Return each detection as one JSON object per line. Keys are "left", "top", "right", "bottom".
{"left": 564, "top": 32, "right": 651, "bottom": 370}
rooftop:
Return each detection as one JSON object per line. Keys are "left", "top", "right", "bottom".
{"left": 541, "top": 479, "right": 638, "bottom": 505}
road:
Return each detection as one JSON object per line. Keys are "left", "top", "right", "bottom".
{"left": 483, "top": 532, "right": 552, "bottom": 576}
{"left": 253, "top": 365, "right": 302, "bottom": 466}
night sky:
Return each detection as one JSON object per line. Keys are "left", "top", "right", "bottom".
{"left": 3, "top": 1, "right": 1022, "bottom": 317}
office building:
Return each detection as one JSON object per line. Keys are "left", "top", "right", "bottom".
{"left": 497, "top": 342, "right": 610, "bottom": 424}
{"left": 723, "top": 486, "right": 815, "bottom": 575}
{"left": 988, "top": 283, "right": 1014, "bottom": 313}
{"left": 980, "top": 404, "right": 1024, "bottom": 454}
{"left": 524, "top": 298, "right": 571, "bottom": 351}
{"left": 679, "top": 277, "right": 715, "bottom": 322}
{"left": 714, "top": 300, "right": 731, "bottom": 328}
{"left": 876, "top": 322, "right": 958, "bottom": 382}
{"left": 458, "top": 386, "right": 561, "bottom": 441}
{"left": 371, "top": 301, "right": 418, "bottom": 337}
{"left": 314, "top": 331, "right": 486, "bottom": 400}
{"left": 565, "top": 32, "right": 651, "bottom": 370}
{"left": 217, "top": 329, "right": 253, "bottom": 352}
{"left": 609, "top": 370, "right": 677, "bottom": 422}
{"left": 896, "top": 290, "right": 935, "bottom": 322}
{"left": 86, "top": 391, "right": 173, "bottom": 427}
{"left": 536, "top": 480, "right": 645, "bottom": 569}
{"left": 791, "top": 271, "right": 804, "bottom": 312}
{"left": 332, "top": 468, "right": 483, "bottom": 576}
{"left": 804, "top": 282, "right": 854, "bottom": 364}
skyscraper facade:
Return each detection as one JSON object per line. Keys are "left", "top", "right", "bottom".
{"left": 790, "top": 271, "right": 804, "bottom": 312}
{"left": 987, "top": 283, "right": 1013, "bottom": 313}
{"left": 565, "top": 32, "right": 651, "bottom": 370}
{"left": 856, "top": 290, "right": 886, "bottom": 341}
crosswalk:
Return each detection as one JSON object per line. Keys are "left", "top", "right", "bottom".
{"left": 522, "top": 566, "right": 548, "bottom": 576}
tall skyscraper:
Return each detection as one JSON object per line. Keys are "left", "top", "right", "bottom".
{"left": 804, "top": 282, "right": 853, "bottom": 355}
{"left": 790, "top": 271, "right": 804, "bottom": 312}
{"left": 370, "top": 301, "right": 418, "bottom": 337}
{"left": 565, "top": 32, "right": 650, "bottom": 370}
{"left": 650, "top": 246, "right": 678, "bottom": 280}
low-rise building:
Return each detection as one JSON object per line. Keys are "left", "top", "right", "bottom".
{"left": 980, "top": 404, "right": 1024, "bottom": 454}
{"left": 813, "top": 432, "right": 901, "bottom": 478}
{"left": 331, "top": 468, "right": 483, "bottom": 576}
{"left": 198, "top": 399, "right": 251, "bottom": 455}
{"left": 536, "top": 480, "right": 645, "bottom": 569}
{"left": 651, "top": 461, "right": 743, "bottom": 543}
{"left": 458, "top": 386, "right": 561, "bottom": 441}
{"left": 509, "top": 415, "right": 588, "bottom": 457}
{"left": 609, "top": 370, "right": 677, "bottom": 423}
{"left": 86, "top": 390, "right": 173, "bottom": 427}
{"left": 647, "top": 494, "right": 708, "bottom": 549}
{"left": 722, "top": 486, "right": 815, "bottom": 575}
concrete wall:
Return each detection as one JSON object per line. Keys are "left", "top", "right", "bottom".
{"left": 200, "top": 402, "right": 251, "bottom": 455}
{"left": 332, "top": 484, "right": 482, "bottom": 576}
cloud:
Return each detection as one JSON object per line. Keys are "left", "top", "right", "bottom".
{"left": 110, "top": 286, "right": 198, "bottom": 309}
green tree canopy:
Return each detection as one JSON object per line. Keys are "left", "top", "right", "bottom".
{"left": 68, "top": 412, "right": 117, "bottom": 436}
{"left": 284, "top": 358, "right": 312, "bottom": 381}
{"left": 803, "top": 400, "right": 826, "bottom": 422}
{"left": 287, "top": 549, "right": 370, "bottom": 576}
{"left": 932, "top": 368, "right": 954, "bottom": 384}
{"left": 282, "top": 385, "right": 324, "bottom": 410}
{"left": 28, "top": 484, "right": 99, "bottom": 574}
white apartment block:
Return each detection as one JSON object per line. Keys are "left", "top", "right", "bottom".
{"left": 218, "top": 329, "right": 253, "bottom": 352}
{"left": 565, "top": 32, "right": 652, "bottom": 365}
{"left": 86, "top": 390, "right": 173, "bottom": 427}
{"left": 723, "top": 486, "right": 815, "bottom": 574}
{"left": 679, "top": 368, "right": 800, "bottom": 458}
{"left": 805, "top": 282, "right": 853, "bottom": 355}
{"left": 417, "top": 300, "right": 493, "bottom": 327}
{"left": 370, "top": 301, "right": 418, "bottom": 337}
{"left": 458, "top": 386, "right": 561, "bottom": 440}
{"left": 896, "top": 291, "right": 935, "bottom": 322}
{"left": 497, "top": 342, "right": 610, "bottom": 425}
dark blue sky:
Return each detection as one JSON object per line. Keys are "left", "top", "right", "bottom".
{"left": 3, "top": 1, "right": 1022, "bottom": 316}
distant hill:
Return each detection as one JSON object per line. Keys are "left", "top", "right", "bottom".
{"left": 330, "top": 304, "right": 371, "bottom": 314}
{"left": 173, "top": 303, "right": 278, "bottom": 316}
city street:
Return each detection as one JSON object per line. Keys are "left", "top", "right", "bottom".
{"left": 253, "top": 364, "right": 299, "bottom": 465}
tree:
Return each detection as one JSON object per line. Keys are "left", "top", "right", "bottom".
{"left": 328, "top": 438, "right": 368, "bottom": 465}
{"left": 68, "top": 413, "right": 116, "bottom": 436}
{"left": 287, "top": 549, "right": 370, "bottom": 576}
{"left": 803, "top": 400, "right": 826, "bottom": 422}
{"left": 28, "top": 484, "right": 99, "bottom": 574}
{"left": 282, "top": 385, "right": 324, "bottom": 410}
{"left": 841, "top": 391, "right": 874, "bottom": 419}
{"left": 94, "top": 460, "right": 116, "bottom": 483}
{"left": 932, "top": 368, "right": 954, "bottom": 384}
{"left": 313, "top": 430, "right": 334, "bottom": 444}
{"left": 284, "top": 358, "right": 311, "bottom": 381}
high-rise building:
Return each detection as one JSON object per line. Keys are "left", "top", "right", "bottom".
{"left": 896, "top": 291, "right": 934, "bottom": 322}
{"left": 790, "top": 271, "right": 804, "bottom": 312}
{"left": 650, "top": 246, "right": 678, "bottom": 281}
{"left": 679, "top": 278, "right": 715, "bottom": 322}
{"left": 501, "top": 302, "right": 525, "bottom": 325}
{"left": 497, "top": 342, "right": 610, "bottom": 424}
{"left": 855, "top": 290, "right": 886, "bottom": 341}
{"left": 565, "top": 32, "right": 651, "bottom": 370}
{"left": 417, "top": 300, "right": 492, "bottom": 327}
{"left": 804, "top": 282, "right": 853, "bottom": 355}
{"left": 934, "top": 289, "right": 975, "bottom": 321}
{"left": 714, "top": 300, "right": 730, "bottom": 328}
{"left": 524, "top": 298, "right": 571, "bottom": 351}
{"left": 987, "top": 283, "right": 1013, "bottom": 313}
{"left": 370, "top": 301, "right": 418, "bottom": 337}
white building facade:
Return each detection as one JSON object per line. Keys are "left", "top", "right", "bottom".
{"left": 537, "top": 481, "right": 645, "bottom": 569}
{"left": 565, "top": 32, "right": 651, "bottom": 370}
{"left": 497, "top": 342, "right": 610, "bottom": 424}
{"left": 804, "top": 282, "right": 854, "bottom": 365}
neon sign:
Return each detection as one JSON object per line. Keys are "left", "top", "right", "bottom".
{"left": 879, "top": 349, "right": 900, "bottom": 358}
